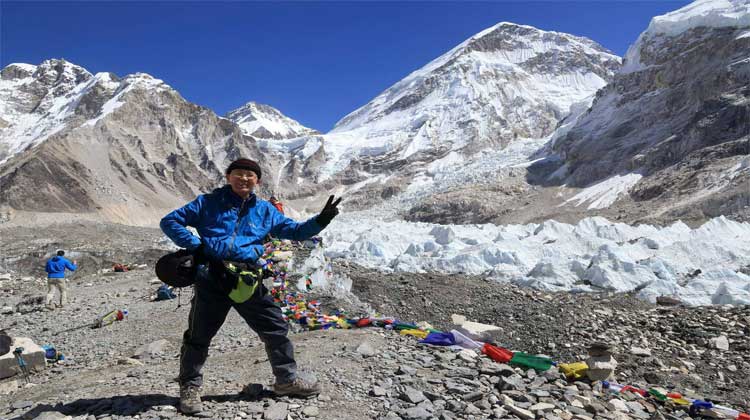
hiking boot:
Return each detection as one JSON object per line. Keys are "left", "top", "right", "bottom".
{"left": 273, "top": 377, "right": 320, "bottom": 398}
{"left": 179, "top": 385, "right": 203, "bottom": 414}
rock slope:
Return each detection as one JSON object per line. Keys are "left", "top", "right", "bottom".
{"left": 0, "top": 59, "right": 265, "bottom": 225}
{"left": 544, "top": 0, "right": 750, "bottom": 224}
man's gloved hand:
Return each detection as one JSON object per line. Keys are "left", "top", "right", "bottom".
{"left": 191, "top": 244, "right": 210, "bottom": 266}
{"left": 209, "top": 260, "right": 229, "bottom": 287}
{"left": 315, "top": 195, "right": 342, "bottom": 228}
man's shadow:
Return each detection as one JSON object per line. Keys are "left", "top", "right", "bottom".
{"left": 10, "top": 385, "right": 273, "bottom": 419}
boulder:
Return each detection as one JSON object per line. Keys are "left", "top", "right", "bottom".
{"left": 451, "top": 314, "right": 501, "bottom": 337}
{"left": 0, "top": 337, "right": 46, "bottom": 380}
{"left": 586, "top": 354, "right": 617, "bottom": 381}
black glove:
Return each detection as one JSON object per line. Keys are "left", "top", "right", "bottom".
{"left": 193, "top": 244, "right": 233, "bottom": 292}
{"left": 191, "top": 244, "right": 209, "bottom": 266}
{"left": 315, "top": 195, "right": 342, "bottom": 227}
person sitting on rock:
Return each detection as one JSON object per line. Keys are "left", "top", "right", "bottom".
{"left": 160, "top": 157, "right": 342, "bottom": 415}
{"left": 44, "top": 250, "right": 77, "bottom": 310}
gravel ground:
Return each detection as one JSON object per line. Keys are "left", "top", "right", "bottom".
{"left": 340, "top": 263, "right": 750, "bottom": 410}
{"left": 0, "top": 222, "right": 748, "bottom": 419}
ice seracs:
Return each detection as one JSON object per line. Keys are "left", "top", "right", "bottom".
{"left": 321, "top": 214, "right": 750, "bottom": 306}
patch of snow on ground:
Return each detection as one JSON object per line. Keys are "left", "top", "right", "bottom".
{"left": 322, "top": 215, "right": 750, "bottom": 306}
{"left": 564, "top": 173, "right": 643, "bottom": 209}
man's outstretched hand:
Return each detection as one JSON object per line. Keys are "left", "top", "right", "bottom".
{"left": 316, "top": 195, "right": 342, "bottom": 227}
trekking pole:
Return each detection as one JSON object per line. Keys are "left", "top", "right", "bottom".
{"left": 53, "top": 322, "right": 95, "bottom": 336}
{"left": 13, "top": 347, "right": 31, "bottom": 383}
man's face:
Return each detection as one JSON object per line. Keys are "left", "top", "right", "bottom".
{"left": 226, "top": 169, "right": 259, "bottom": 198}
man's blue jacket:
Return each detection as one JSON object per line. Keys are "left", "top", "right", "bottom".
{"left": 160, "top": 185, "right": 323, "bottom": 263}
{"left": 45, "top": 256, "right": 77, "bottom": 279}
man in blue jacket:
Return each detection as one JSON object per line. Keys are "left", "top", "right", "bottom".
{"left": 160, "top": 158, "right": 341, "bottom": 414}
{"left": 44, "top": 250, "right": 77, "bottom": 310}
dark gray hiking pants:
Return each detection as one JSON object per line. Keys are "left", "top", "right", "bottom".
{"left": 178, "top": 267, "right": 296, "bottom": 388}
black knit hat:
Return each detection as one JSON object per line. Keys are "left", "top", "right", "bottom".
{"left": 225, "top": 158, "right": 262, "bottom": 179}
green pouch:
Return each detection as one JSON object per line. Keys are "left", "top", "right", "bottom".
{"left": 226, "top": 263, "right": 263, "bottom": 303}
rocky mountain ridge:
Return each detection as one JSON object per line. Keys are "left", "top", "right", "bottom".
{"left": 539, "top": 0, "right": 750, "bottom": 225}
{"left": 0, "top": 21, "right": 621, "bottom": 223}
{"left": 0, "top": 59, "right": 268, "bottom": 225}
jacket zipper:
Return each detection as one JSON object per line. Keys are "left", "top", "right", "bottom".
{"left": 228, "top": 197, "right": 248, "bottom": 255}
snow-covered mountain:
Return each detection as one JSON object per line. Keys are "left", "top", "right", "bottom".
{"left": 0, "top": 59, "right": 268, "bottom": 225}
{"left": 332, "top": 23, "right": 618, "bottom": 146}
{"left": 545, "top": 0, "right": 750, "bottom": 224}
{"left": 226, "top": 101, "right": 318, "bottom": 140}
{"left": 1, "top": 2, "right": 747, "bottom": 228}
{"left": 256, "top": 22, "right": 620, "bottom": 209}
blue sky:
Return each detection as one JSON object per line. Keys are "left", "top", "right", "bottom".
{"left": 2, "top": 1, "right": 690, "bottom": 132}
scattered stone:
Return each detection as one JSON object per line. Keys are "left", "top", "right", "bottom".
{"left": 530, "top": 403, "right": 556, "bottom": 411}
{"left": 356, "top": 341, "right": 376, "bottom": 357}
{"left": 397, "top": 365, "right": 417, "bottom": 376}
{"left": 710, "top": 336, "right": 730, "bottom": 351}
{"left": 505, "top": 404, "right": 535, "bottom": 420}
{"left": 451, "top": 314, "right": 501, "bottom": 336}
{"left": 462, "top": 391, "right": 483, "bottom": 402}
{"left": 630, "top": 347, "right": 652, "bottom": 357}
{"left": 263, "top": 402, "right": 289, "bottom": 420}
{"left": 302, "top": 406, "right": 319, "bottom": 417}
{"left": 457, "top": 349, "right": 477, "bottom": 362}
{"left": 11, "top": 400, "right": 33, "bottom": 410}
{"left": 132, "top": 339, "right": 169, "bottom": 359}
{"left": 370, "top": 385, "right": 387, "bottom": 397}
{"left": 610, "top": 399, "right": 630, "bottom": 412}
{"left": 401, "top": 386, "right": 426, "bottom": 404}
{"left": 32, "top": 412, "right": 72, "bottom": 420}
{"left": 656, "top": 296, "right": 682, "bottom": 306}
{"left": 404, "top": 406, "right": 431, "bottom": 419}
